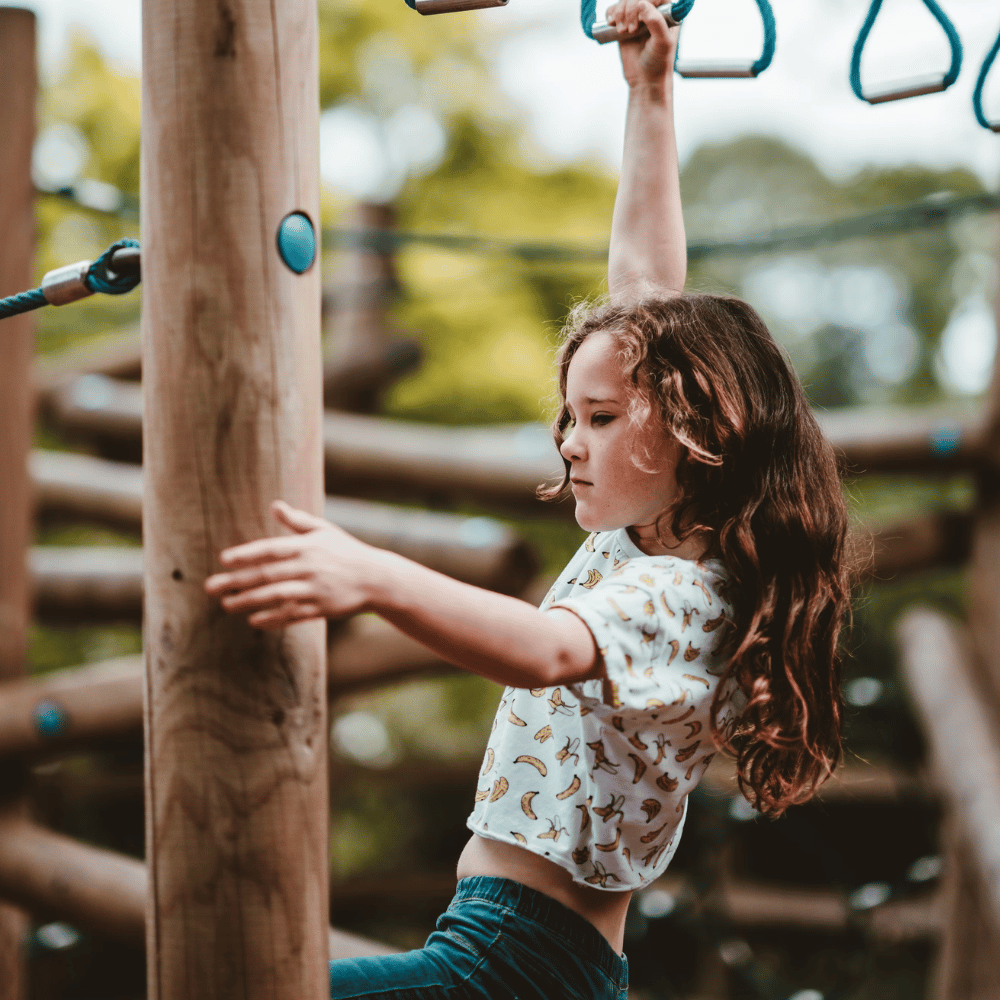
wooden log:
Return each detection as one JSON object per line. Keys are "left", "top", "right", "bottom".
{"left": 0, "top": 9, "right": 37, "bottom": 996}
{"left": 323, "top": 202, "right": 419, "bottom": 411}
{"left": 46, "top": 378, "right": 990, "bottom": 512}
{"left": 0, "top": 614, "right": 455, "bottom": 760}
{"left": 28, "top": 505, "right": 967, "bottom": 627}
{"left": 141, "top": 1, "right": 329, "bottom": 997}
{"left": 0, "top": 656, "right": 144, "bottom": 758}
{"left": 327, "top": 870, "right": 940, "bottom": 943}
{"left": 34, "top": 324, "right": 142, "bottom": 405}
{"left": 896, "top": 607, "right": 1000, "bottom": 981}
{"left": 30, "top": 450, "right": 537, "bottom": 594}
{"left": 820, "top": 403, "right": 984, "bottom": 474}
{"left": 0, "top": 816, "right": 397, "bottom": 957}
{"left": 31, "top": 546, "right": 144, "bottom": 621}
{"left": 855, "top": 510, "right": 972, "bottom": 582}
{"left": 33, "top": 324, "right": 420, "bottom": 414}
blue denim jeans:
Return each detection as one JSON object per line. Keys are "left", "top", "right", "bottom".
{"left": 329, "top": 876, "right": 629, "bottom": 999}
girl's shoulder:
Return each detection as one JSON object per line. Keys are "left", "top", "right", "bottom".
{"left": 542, "top": 528, "right": 734, "bottom": 615}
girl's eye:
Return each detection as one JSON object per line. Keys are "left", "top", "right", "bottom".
{"left": 592, "top": 414, "right": 614, "bottom": 426}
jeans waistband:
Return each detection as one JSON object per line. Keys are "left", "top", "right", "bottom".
{"left": 452, "top": 876, "right": 627, "bottom": 987}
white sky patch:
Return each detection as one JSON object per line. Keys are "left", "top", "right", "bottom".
{"left": 11, "top": 0, "right": 1000, "bottom": 184}
{"left": 935, "top": 293, "right": 998, "bottom": 395}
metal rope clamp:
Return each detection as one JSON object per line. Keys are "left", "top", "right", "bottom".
{"left": 40, "top": 246, "right": 141, "bottom": 306}
{"left": 405, "top": 0, "right": 507, "bottom": 14}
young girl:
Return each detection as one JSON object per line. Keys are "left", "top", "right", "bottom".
{"left": 205, "top": 3, "right": 850, "bottom": 997}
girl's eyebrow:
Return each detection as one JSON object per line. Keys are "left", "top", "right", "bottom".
{"left": 585, "top": 396, "right": 619, "bottom": 405}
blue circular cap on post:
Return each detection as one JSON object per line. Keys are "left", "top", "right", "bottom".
{"left": 277, "top": 212, "right": 316, "bottom": 274}
{"left": 34, "top": 699, "right": 68, "bottom": 738}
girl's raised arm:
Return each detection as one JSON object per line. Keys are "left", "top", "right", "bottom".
{"left": 606, "top": 0, "right": 685, "bottom": 302}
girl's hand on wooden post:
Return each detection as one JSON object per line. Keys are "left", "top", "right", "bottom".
{"left": 204, "top": 499, "right": 378, "bottom": 629}
{"left": 606, "top": 0, "right": 678, "bottom": 88}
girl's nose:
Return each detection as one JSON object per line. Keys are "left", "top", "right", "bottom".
{"left": 560, "top": 424, "right": 584, "bottom": 461}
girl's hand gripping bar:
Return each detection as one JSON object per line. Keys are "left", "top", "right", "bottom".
{"left": 591, "top": 2, "right": 678, "bottom": 43}
{"left": 406, "top": 0, "right": 507, "bottom": 13}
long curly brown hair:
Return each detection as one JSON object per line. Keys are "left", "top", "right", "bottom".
{"left": 540, "top": 293, "right": 852, "bottom": 816}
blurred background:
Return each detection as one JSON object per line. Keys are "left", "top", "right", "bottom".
{"left": 11, "top": 0, "right": 1000, "bottom": 997}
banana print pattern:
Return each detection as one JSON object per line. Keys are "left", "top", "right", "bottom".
{"left": 467, "top": 526, "right": 739, "bottom": 891}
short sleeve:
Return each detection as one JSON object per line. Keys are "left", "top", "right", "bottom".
{"left": 547, "top": 558, "right": 731, "bottom": 719}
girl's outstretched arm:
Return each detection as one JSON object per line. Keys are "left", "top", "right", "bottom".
{"left": 606, "top": 0, "right": 685, "bottom": 301}
{"left": 204, "top": 501, "right": 601, "bottom": 690}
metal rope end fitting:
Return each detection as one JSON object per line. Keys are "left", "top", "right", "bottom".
{"left": 41, "top": 261, "right": 93, "bottom": 306}
{"left": 592, "top": 2, "right": 676, "bottom": 42}
{"left": 413, "top": 0, "right": 507, "bottom": 13}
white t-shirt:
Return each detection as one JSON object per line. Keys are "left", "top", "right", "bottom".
{"left": 466, "top": 527, "right": 740, "bottom": 891}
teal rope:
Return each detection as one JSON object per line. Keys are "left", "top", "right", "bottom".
{"left": 0, "top": 238, "right": 141, "bottom": 324}
{"left": 581, "top": 0, "right": 695, "bottom": 40}
{"left": 973, "top": 23, "right": 1000, "bottom": 131}
{"left": 749, "top": 0, "right": 776, "bottom": 77}
{"left": 850, "top": 0, "right": 962, "bottom": 103}
{"left": 86, "top": 238, "right": 141, "bottom": 295}
{"left": 0, "top": 287, "right": 48, "bottom": 321}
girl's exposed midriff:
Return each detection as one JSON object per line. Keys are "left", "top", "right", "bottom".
{"left": 456, "top": 834, "right": 633, "bottom": 955}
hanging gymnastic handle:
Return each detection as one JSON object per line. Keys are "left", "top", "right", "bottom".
{"left": 405, "top": 0, "right": 507, "bottom": 13}
{"left": 591, "top": 3, "right": 680, "bottom": 43}
{"left": 850, "top": 0, "right": 962, "bottom": 104}
{"left": 973, "top": 23, "right": 1000, "bottom": 131}
{"left": 585, "top": 0, "right": 694, "bottom": 41}
{"left": 674, "top": 0, "right": 776, "bottom": 78}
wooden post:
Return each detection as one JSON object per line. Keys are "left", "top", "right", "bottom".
{"left": 0, "top": 9, "right": 36, "bottom": 999}
{"left": 945, "top": 175, "right": 1000, "bottom": 996}
{"left": 141, "top": 3, "right": 328, "bottom": 998}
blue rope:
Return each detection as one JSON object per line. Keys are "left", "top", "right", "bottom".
{"left": 85, "top": 238, "right": 141, "bottom": 295}
{"left": 850, "top": 0, "right": 962, "bottom": 103}
{"left": 0, "top": 238, "right": 141, "bottom": 323}
{"left": 973, "top": 23, "right": 1000, "bottom": 131}
{"left": 0, "top": 287, "right": 48, "bottom": 321}
{"left": 749, "top": 0, "right": 776, "bottom": 77}
{"left": 581, "top": 0, "right": 696, "bottom": 41}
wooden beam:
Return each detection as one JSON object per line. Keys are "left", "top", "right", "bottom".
{"left": 46, "top": 378, "right": 989, "bottom": 512}
{"left": 141, "top": 1, "right": 328, "bottom": 996}
{"left": 327, "top": 870, "right": 939, "bottom": 943}
{"left": 28, "top": 506, "right": 965, "bottom": 626}
{"left": 0, "top": 614, "right": 454, "bottom": 759}
{"left": 31, "top": 546, "right": 144, "bottom": 621}
{"left": 896, "top": 606, "right": 1000, "bottom": 996}
{"left": 820, "top": 403, "right": 983, "bottom": 474}
{"left": 322, "top": 202, "right": 416, "bottom": 412}
{"left": 0, "top": 816, "right": 397, "bottom": 957}
{"left": 0, "top": 8, "right": 36, "bottom": 997}
{"left": 30, "top": 450, "right": 538, "bottom": 595}
{"left": 856, "top": 510, "right": 972, "bottom": 582}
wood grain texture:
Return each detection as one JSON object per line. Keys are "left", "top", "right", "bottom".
{"left": 141, "top": 2, "right": 328, "bottom": 997}
{"left": 946, "top": 196, "right": 1000, "bottom": 996}
{"left": 0, "top": 10, "right": 36, "bottom": 998}
{"left": 896, "top": 607, "right": 1000, "bottom": 994}
{"left": 0, "top": 817, "right": 397, "bottom": 958}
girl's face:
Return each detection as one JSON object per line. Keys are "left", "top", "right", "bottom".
{"left": 559, "top": 331, "right": 686, "bottom": 555}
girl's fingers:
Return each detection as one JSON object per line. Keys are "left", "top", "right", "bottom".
{"left": 205, "top": 559, "right": 308, "bottom": 596}
{"left": 219, "top": 579, "right": 314, "bottom": 613}
{"left": 271, "top": 500, "right": 330, "bottom": 535}
{"left": 637, "top": 0, "right": 671, "bottom": 42}
{"left": 248, "top": 601, "right": 322, "bottom": 629}
{"left": 217, "top": 534, "right": 302, "bottom": 569}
